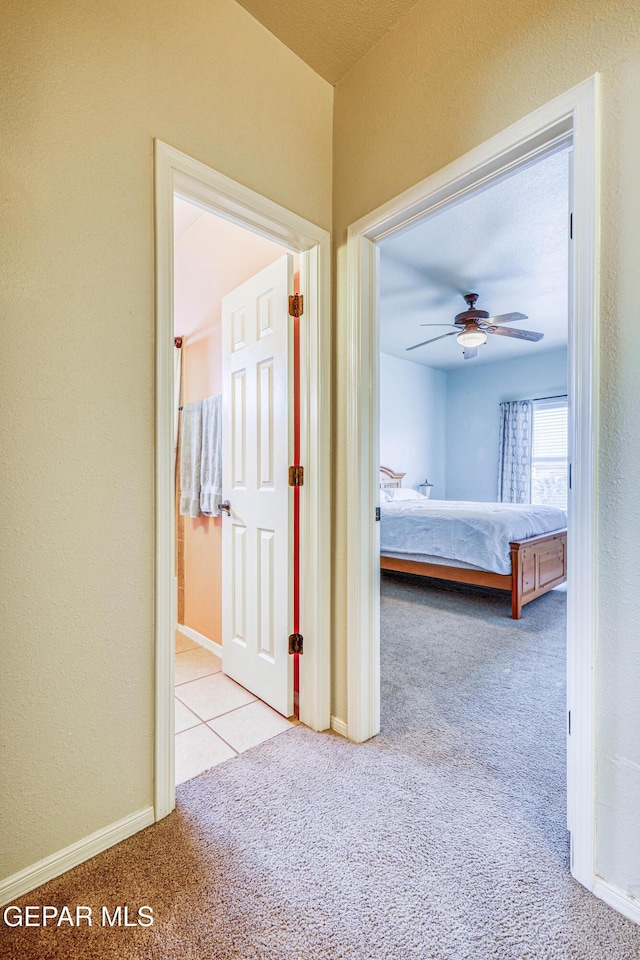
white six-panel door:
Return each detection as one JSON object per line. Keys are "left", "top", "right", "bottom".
{"left": 221, "top": 254, "right": 293, "bottom": 717}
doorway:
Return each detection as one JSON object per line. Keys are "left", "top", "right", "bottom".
{"left": 376, "top": 142, "right": 572, "bottom": 890}
{"left": 345, "top": 77, "right": 599, "bottom": 894}
{"left": 173, "top": 203, "right": 299, "bottom": 783}
{"left": 155, "top": 142, "right": 331, "bottom": 816}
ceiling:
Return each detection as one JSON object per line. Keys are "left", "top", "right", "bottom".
{"left": 235, "top": 0, "right": 421, "bottom": 84}
{"left": 379, "top": 147, "right": 570, "bottom": 372}
{"left": 174, "top": 199, "right": 204, "bottom": 241}
{"left": 173, "top": 197, "right": 290, "bottom": 339}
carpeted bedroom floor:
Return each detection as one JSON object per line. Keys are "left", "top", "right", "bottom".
{"left": 4, "top": 575, "right": 640, "bottom": 959}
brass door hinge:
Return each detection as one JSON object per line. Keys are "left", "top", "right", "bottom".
{"left": 288, "top": 465, "right": 304, "bottom": 487}
{"left": 288, "top": 293, "right": 304, "bottom": 318}
{"left": 289, "top": 633, "right": 304, "bottom": 654}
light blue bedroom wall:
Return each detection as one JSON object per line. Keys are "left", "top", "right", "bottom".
{"left": 380, "top": 352, "right": 447, "bottom": 496}
{"left": 445, "top": 348, "right": 568, "bottom": 502}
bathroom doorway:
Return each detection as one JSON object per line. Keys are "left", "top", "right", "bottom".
{"left": 173, "top": 202, "right": 298, "bottom": 784}
{"left": 154, "top": 142, "right": 331, "bottom": 813}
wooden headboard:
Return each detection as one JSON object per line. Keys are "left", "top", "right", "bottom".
{"left": 380, "top": 466, "right": 405, "bottom": 488}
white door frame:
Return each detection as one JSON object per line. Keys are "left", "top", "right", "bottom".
{"left": 345, "top": 77, "right": 600, "bottom": 893}
{"left": 154, "top": 141, "right": 331, "bottom": 819}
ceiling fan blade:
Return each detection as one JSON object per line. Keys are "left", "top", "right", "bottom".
{"left": 462, "top": 347, "right": 478, "bottom": 360}
{"left": 406, "top": 331, "right": 457, "bottom": 351}
{"left": 419, "top": 323, "right": 458, "bottom": 328}
{"left": 486, "top": 325, "right": 544, "bottom": 342}
{"left": 483, "top": 311, "right": 528, "bottom": 324}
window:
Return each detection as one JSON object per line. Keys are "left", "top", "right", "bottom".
{"left": 531, "top": 399, "right": 568, "bottom": 511}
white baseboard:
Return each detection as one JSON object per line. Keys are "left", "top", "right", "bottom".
{"left": 593, "top": 876, "right": 640, "bottom": 926}
{"left": 0, "top": 805, "right": 154, "bottom": 907}
{"left": 330, "top": 716, "right": 348, "bottom": 738}
{"left": 177, "top": 623, "right": 223, "bottom": 659}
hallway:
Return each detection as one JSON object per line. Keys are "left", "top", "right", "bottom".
{"left": 5, "top": 582, "right": 640, "bottom": 959}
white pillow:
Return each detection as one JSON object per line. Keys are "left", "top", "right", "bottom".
{"left": 388, "top": 487, "right": 425, "bottom": 501}
{"left": 379, "top": 488, "right": 392, "bottom": 502}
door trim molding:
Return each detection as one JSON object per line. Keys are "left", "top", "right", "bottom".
{"left": 345, "top": 76, "right": 600, "bottom": 894}
{"left": 592, "top": 876, "right": 640, "bottom": 927}
{"left": 154, "top": 141, "right": 331, "bottom": 820}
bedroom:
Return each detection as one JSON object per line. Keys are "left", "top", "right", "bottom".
{"left": 377, "top": 145, "right": 571, "bottom": 854}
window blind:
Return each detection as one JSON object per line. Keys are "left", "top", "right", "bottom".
{"left": 531, "top": 399, "right": 568, "bottom": 511}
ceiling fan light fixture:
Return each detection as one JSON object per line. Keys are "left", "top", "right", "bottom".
{"left": 405, "top": 295, "right": 536, "bottom": 353}
{"left": 457, "top": 329, "right": 487, "bottom": 348}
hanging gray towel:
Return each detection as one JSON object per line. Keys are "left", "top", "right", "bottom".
{"left": 200, "top": 395, "right": 223, "bottom": 517}
{"left": 179, "top": 401, "right": 203, "bottom": 518}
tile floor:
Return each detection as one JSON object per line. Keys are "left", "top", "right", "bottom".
{"left": 175, "top": 631, "right": 294, "bottom": 785}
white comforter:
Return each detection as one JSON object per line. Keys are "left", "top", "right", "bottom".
{"left": 380, "top": 499, "right": 567, "bottom": 575}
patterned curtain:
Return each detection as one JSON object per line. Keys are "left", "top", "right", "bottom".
{"left": 497, "top": 400, "right": 533, "bottom": 503}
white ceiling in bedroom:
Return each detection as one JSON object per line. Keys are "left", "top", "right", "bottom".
{"left": 378, "top": 146, "right": 570, "bottom": 371}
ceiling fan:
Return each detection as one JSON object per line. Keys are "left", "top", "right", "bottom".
{"left": 406, "top": 293, "right": 544, "bottom": 360}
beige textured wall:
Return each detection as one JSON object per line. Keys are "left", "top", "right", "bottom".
{"left": 332, "top": 0, "right": 640, "bottom": 892}
{"left": 0, "top": 0, "right": 331, "bottom": 879}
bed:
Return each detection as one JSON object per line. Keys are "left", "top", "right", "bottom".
{"left": 379, "top": 466, "right": 567, "bottom": 618}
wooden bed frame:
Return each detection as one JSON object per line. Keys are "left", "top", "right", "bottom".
{"left": 379, "top": 466, "right": 567, "bottom": 619}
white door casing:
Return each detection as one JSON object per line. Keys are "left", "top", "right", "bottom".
{"left": 566, "top": 144, "right": 575, "bottom": 836}
{"left": 346, "top": 76, "right": 599, "bottom": 893}
{"left": 155, "top": 140, "right": 331, "bottom": 829}
{"left": 221, "top": 255, "right": 293, "bottom": 717}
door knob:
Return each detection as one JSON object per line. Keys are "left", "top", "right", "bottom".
{"left": 218, "top": 500, "right": 231, "bottom": 516}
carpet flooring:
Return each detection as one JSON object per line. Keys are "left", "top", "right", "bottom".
{"left": 4, "top": 575, "right": 640, "bottom": 959}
